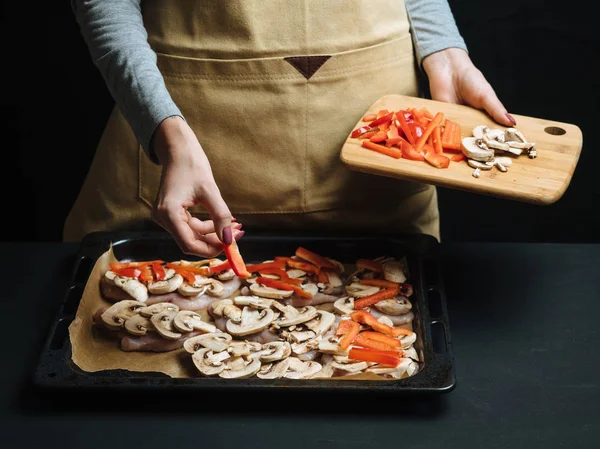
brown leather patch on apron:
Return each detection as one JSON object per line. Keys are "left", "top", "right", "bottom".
{"left": 284, "top": 56, "right": 331, "bottom": 80}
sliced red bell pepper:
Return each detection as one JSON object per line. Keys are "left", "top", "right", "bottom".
{"left": 441, "top": 119, "right": 463, "bottom": 151}
{"left": 356, "top": 258, "right": 383, "bottom": 272}
{"left": 258, "top": 267, "right": 302, "bottom": 286}
{"left": 351, "top": 125, "right": 374, "bottom": 139}
{"left": 423, "top": 149, "right": 450, "bottom": 169}
{"left": 205, "top": 260, "right": 232, "bottom": 274}
{"left": 359, "top": 130, "right": 378, "bottom": 140}
{"left": 397, "top": 110, "right": 415, "bottom": 145}
{"left": 245, "top": 261, "right": 286, "bottom": 272}
{"left": 362, "top": 113, "right": 378, "bottom": 122}
{"left": 222, "top": 240, "right": 251, "bottom": 279}
{"left": 376, "top": 109, "right": 390, "bottom": 118}
{"left": 350, "top": 310, "right": 398, "bottom": 337}
{"left": 359, "top": 331, "right": 403, "bottom": 348}
{"left": 369, "top": 130, "right": 388, "bottom": 143}
{"left": 110, "top": 260, "right": 164, "bottom": 271}
{"left": 274, "top": 256, "right": 296, "bottom": 264}
{"left": 450, "top": 153, "right": 465, "bottom": 162}
{"left": 138, "top": 264, "right": 153, "bottom": 282}
{"left": 391, "top": 327, "right": 415, "bottom": 337}
{"left": 255, "top": 277, "right": 312, "bottom": 299}
{"left": 151, "top": 262, "right": 166, "bottom": 281}
{"left": 433, "top": 125, "right": 443, "bottom": 155}
{"left": 400, "top": 139, "right": 425, "bottom": 161}
{"left": 337, "top": 320, "right": 360, "bottom": 350}
{"left": 387, "top": 123, "right": 400, "bottom": 140}
{"left": 317, "top": 270, "right": 330, "bottom": 284}
{"left": 291, "top": 247, "right": 339, "bottom": 271}
{"left": 113, "top": 267, "right": 141, "bottom": 278}
{"left": 367, "top": 112, "right": 394, "bottom": 128}
{"left": 348, "top": 347, "right": 401, "bottom": 367}
{"left": 414, "top": 112, "right": 444, "bottom": 152}
{"left": 360, "top": 279, "right": 401, "bottom": 289}
{"left": 336, "top": 319, "right": 358, "bottom": 336}
{"left": 353, "top": 287, "right": 400, "bottom": 310}
{"left": 287, "top": 259, "right": 321, "bottom": 274}
{"left": 385, "top": 137, "right": 403, "bottom": 148}
{"left": 353, "top": 333, "right": 403, "bottom": 353}
{"left": 362, "top": 140, "right": 402, "bottom": 159}
{"left": 165, "top": 263, "right": 197, "bottom": 284}
{"left": 419, "top": 107, "right": 434, "bottom": 120}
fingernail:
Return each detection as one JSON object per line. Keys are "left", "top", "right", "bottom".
{"left": 233, "top": 222, "right": 243, "bottom": 230}
{"left": 506, "top": 113, "right": 517, "bottom": 126}
{"left": 234, "top": 231, "right": 245, "bottom": 241}
{"left": 223, "top": 227, "right": 233, "bottom": 245}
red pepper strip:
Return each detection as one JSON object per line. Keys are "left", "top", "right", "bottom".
{"left": 350, "top": 310, "right": 398, "bottom": 337}
{"left": 317, "top": 270, "right": 329, "bottom": 284}
{"left": 359, "top": 131, "right": 378, "bottom": 140}
{"left": 433, "top": 125, "right": 443, "bottom": 155}
{"left": 360, "top": 279, "right": 400, "bottom": 289}
{"left": 378, "top": 120, "right": 390, "bottom": 133}
{"left": 338, "top": 320, "right": 361, "bottom": 350}
{"left": 356, "top": 258, "right": 383, "bottom": 272}
{"left": 109, "top": 260, "right": 164, "bottom": 271}
{"left": 408, "top": 122, "right": 424, "bottom": 142}
{"left": 348, "top": 347, "right": 401, "bottom": 367}
{"left": 367, "top": 112, "right": 394, "bottom": 128}
{"left": 245, "top": 261, "right": 286, "bottom": 272}
{"left": 206, "top": 260, "right": 232, "bottom": 274}
{"left": 351, "top": 125, "right": 373, "bottom": 138}
{"left": 450, "top": 153, "right": 465, "bottom": 162}
{"left": 387, "top": 123, "right": 400, "bottom": 140}
{"left": 353, "top": 287, "right": 400, "bottom": 310}
{"left": 397, "top": 110, "right": 415, "bottom": 144}
{"left": 369, "top": 130, "right": 388, "bottom": 143}
{"left": 259, "top": 268, "right": 303, "bottom": 286}
{"left": 441, "top": 119, "right": 463, "bottom": 151}
{"left": 391, "top": 327, "right": 415, "bottom": 337}
{"left": 414, "top": 112, "right": 444, "bottom": 152}
{"left": 353, "top": 334, "right": 404, "bottom": 354}
{"left": 385, "top": 137, "right": 403, "bottom": 148}
{"left": 336, "top": 319, "right": 358, "bottom": 336}
{"left": 223, "top": 240, "right": 251, "bottom": 279}
{"left": 255, "top": 277, "right": 312, "bottom": 299}
{"left": 423, "top": 149, "right": 450, "bottom": 169}
{"left": 274, "top": 256, "right": 296, "bottom": 263}
{"left": 151, "top": 262, "right": 166, "bottom": 281}
{"left": 400, "top": 138, "right": 425, "bottom": 161}
{"left": 287, "top": 259, "right": 321, "bottom": 275}
{"left": 113, "top": 267, "right": 141, "bottom": 278}
{"left": 138, "top": 264, "right": 153, "bottom": 282}
{"left": 376, "top": 109, "right": 390, "bottom": 118}
{"left": 411, "top": 107, "right": 423, "bottom": 122}
{"left": 165, "top": 263, "right": 197, "bottom": 284}
{"left": 362, "top": 113, "right": 377, "bottom": 122}
{"left": 295, "top": 248, "right": 337, "bottom": 269}
{"left": 170, "top": 265, "right": 209, "bottom": 276}
{"left": 419, "top": 107, "right": 434, "bottom": 120}
{"left": 359, "top": 331, "right": 402, "bottom": 348}
{"left": 362, "top": 140, "right": 402, "bottom": 159}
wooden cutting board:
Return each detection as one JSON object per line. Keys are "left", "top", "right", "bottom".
{"left": 340, "top": 95, "right": 583, "bottom": 204}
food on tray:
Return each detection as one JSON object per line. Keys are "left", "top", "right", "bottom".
{"left": 93, "top": 248, "right": 419, "bottom": 380}
{"left": 463, "top": 125, "right": 536, "bottom": 178}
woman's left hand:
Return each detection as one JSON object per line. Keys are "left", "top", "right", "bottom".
{"left": 422, "top": 48, "right": 516, "bottom": 127}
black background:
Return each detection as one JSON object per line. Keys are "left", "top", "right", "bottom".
{"left": 2, "top": 0, "right": 598, "bottom": 243}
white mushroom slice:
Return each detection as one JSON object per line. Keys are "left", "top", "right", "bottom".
{"left": 291, "top": 338, "right": 320, "bottom": 355}
{"left": 377, "top": 315, "right": 395, "bottom": 327}
{"left": 301, "top": 283, "right": 319, "bottom": 297}
{"left": 399, "top": 332, "right": 417, "bottom": 350}
{"left": 147, "top": 271, "right": 183, "bottom": 294}
{"left": 528, "top": 148, "right": 537, "bottom": 159}
{"left": 192, "top": 348, "right": 231, "bottom": 376}
{"left": 472, "top": 125, "right": 489, "bottom": 139}
{"left": 462, "top": 137, "right": 495, "bottom": 162}
{"left": 219, "top": 357, "right": 262, "bottom": 379}
{"left": 472, "top": 168, "right": 481, "bottom": 178}
{"left": 150, "top": 309, "right": 182, "bottom": 340}
{"left": 382, "top": 260, "right": 407, "bottom": 284}
{"left": 211, "top": 299, "right": 243, "bottom": 323}
{"left": 305, "top": 310, "right": 336, "bottom": 336}
{"left": 288, "top": 330, "right": 317, "bottom": 343}
{"left": 275, "top": 306, "right": 318, "bottom": 327}
{"left": 482, "top": 133, "right": 511, "bottom": 151}
{"left": 180, "top": 259, "right": 215, "bottom": 268}
{"left": 325, "top": 270, "right": 343, "bottom": 288}
{"left": 504, "top": 128, "right": 527, "bottom": 143}
{"left": 345, "top": 283, "right": 380, "bottom": 298}
{"left": 226, "top": 306, "right": 275, "bottom": 336}
{"left": 325, "top": 258, "right": 345, "bottom": 273}
{"left": 228, "top": 341, "right": 263, "bottom": 359}
{"left": 216, "top": 269, "right": 236, "bottom": 281}
{"left": 101, "top": 300, "right": 146, "bottom": 330}
{"left": 334, "top": 296, "right": 355, "bottom": 315}
{"left": 373, "top": 297, "right": 412, "bottom": 316}
{"left": 177, "top": 274, "right": 212, "bottom": 297}
{"left": 104, "top": 270, "right": 119, "bottom": 285}
{"left": 390, "top": 358, "right": 420, "bottom": 379}
{"left": 249, "top": 282, "right": 294, "bottom": 299}
{"left": 468, "top": 159, "right": 494, "bottom": 170}
{"left": 183, "top": 332, "right": 232, "bottom": 354}
{"left": 173, "top": 310, "right": 217, "bottom": 333}
{"left": 257, "top": 358, "right": 291, "bottom": 379}
{"left": 494, "top": 156, "right": 513, "bottom": 167}
{"left": 257, "top": 272, "right": 280, "bottom": 280}
{"left": 484, "top": 128, "right": 505, "bottom": 141}
{"left": 285, "top": 269, "right": 307, "bottom": 279}
{"left": 139, "top": 302, "right": 179, "bottom": 318}
{"left": 318, "top": 335, "right": 348, "bottom": 355}
{"left": 124, "top": 314, "right": 154, "bottom": 336}
{"left": 260, "top": 341, "right": 292, "bottom": 362}
{"left": 331, "top": 360, "right": 369, "bottom": 373}
{"left": 233, "top": 296, "right": 273, "bottom": 309}
{"left": 403, "top": 346, "right": 419, "bottom": 361}
{"left": 506, "top": 140, "right": 535, "bottom": 150}
{"left": 284, "top": 357, "right": 322, "bottom": 379}
{"left": 206, "top": 279, "right": 225, "bottom": 297}
{"left": 495, "top": 161, "right": 508, "bottom": 172}
{"left": 119, "top": 278, "right": 149, "bottom": 303}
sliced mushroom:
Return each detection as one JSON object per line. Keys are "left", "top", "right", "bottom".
{"left": 256, "top": 358, "right": 291, "bottom": 379}
{"left": 305, "top": 310, "right": 336, "bottom": 336}
{"left": 373, "top": 297, "right": 412, "bottom": 316}
{"left": 233, "top": 296, "right": 273, "bottom": 309}
{"left": 287, "top": 329, "right": 317, "bottom": 343}
{"left": 399, "top": 332, "right": 417, "bottom": 350}
{"left": 192, "top": 348, "right": 231, "bottom": 376}
{"left": 301, "top": 283, "right": 319, "bottom": 297}
{"left": 173, "top": 310, "right": 217, "bottom": 333}
{"left": 472, "top": 168, "right": 481, "bottom": 178}
{"left": 326, "top": 258, "right": 345, "bottom": 273}
{"left": 183, "top": 332, "right": 232, "bottom": 354}
{"left": 334, "top": 296, "right": 355, "bottom": 315}
{"left": 345, "top": 283, "right": 380, "bottom": 298}
{"left": 318, "top": 335, "right": 348, "bottom": 355}
{"left": 150, "top": 309, "right": 182, "bottom": 340}
{"left": 260, "top": 341, "right": 292, "bottom": 362}
{"left": 390, "top": 358, "right": 420, "bottom": 378}
{"left": 461, "top": 137, "right": 495, "bottom": 162}
{"left": 382, "top": 260, "right": 407, "bottom": 284}
{"left": 249, "top": 282, "right": 294, "bottom": 299}
{"left": 291, "top": 338, "right": 320, "bottom": 355}
{"left": 472, "top": 125, "right": 489, "bottom": 139}
{"left": 377, "top": 315, "right": 395, "bottom": 327}
{"left": 331, "top": 359, "right": 369, "bottom": 373}
{"left": 226, "top": 306, "right": 275, "bottom": 336}
{"left": 482, "top": 133, "right": 510, "bottom": 152}
{"left": 216, "top": 269, "right": 236, "bottom": 281}
{"left": 275, "top": 305, "right": 318, "bottom": 327}
{"left": 484, "top": 128, "right": 505, "bottom": 141}
{"left": 211, "top": 299, "right": 243, "bottom": 323}
{"left": 468, "top": 159, "right": 494, "bottom": 170}
{"left": 283, "top": 357, "right": 322, "bottom": 379}
{"left": 494, "top": 156, "right": 513, "bottom": 167}
{"left": 100, "top": 300, "right": 146, "bottom": 330}
{"left": 506, "top": 140, "right": 535, "bottom": 150}
{"left": 504, "top": 128, "right": 527, "bottom": 143}
{"left": 139, "top": 302, "right": 179, "bottom": 318}
{"left": 147, "top": 272, "right": 183, "bottom": 295}
{"left": 124, "top": 314, "right": 154, "bottom": 336}
{"left": 403, "top": 346, "right": 419, "bottom": 361}
{"left": 177, "top": 274, "right": 212, "bottom": 297}
{"left": 219, "top": 357, "right": 262, "bottom": 379}
{"left": 285, "top": 269, "right": 307, "bottom": 279}
{"left": 119, "top": 278, "right": 149, "bottom": 303}
{"left": 228, "top": 341, "right": 263, "bottom": 358}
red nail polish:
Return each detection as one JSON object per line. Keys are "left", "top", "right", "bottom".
{"left": 506, "top": 113, "right": 517, "bottom": 126}
{"left": 223, "top": 227, "right": 233, "bottom": 245}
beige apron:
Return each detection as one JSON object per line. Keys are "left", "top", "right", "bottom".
{"left": 64, "top": 0, "right": 439, "bottom": 241}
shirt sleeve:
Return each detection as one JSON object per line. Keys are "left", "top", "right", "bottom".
{"left": 404, "top": 0, "right": 469, "bottom": 67}
{"left": 71, "top": 0, "right": 183, "bottom": 164}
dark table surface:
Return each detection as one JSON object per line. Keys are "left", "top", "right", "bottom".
{"left": 1, "top": 241, "right": 599, "bottom": 449}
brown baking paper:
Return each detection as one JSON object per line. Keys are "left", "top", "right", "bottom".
{"left": 68, "top": 246, "right": 405, "bottom": 381}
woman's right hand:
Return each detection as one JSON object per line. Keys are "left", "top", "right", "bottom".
{"left": 151, "top": 116, "right": 243, "bottom": 257}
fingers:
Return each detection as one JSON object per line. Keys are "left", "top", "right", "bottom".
{"left": 186, "top": 212, "right": 242, "bottom": 238}
{"left": 478, "top": 84, "right": 516, "bottom": 127}
{"left": 197, "top": 229, "right": 245, "bottom": 247}
{"left": 202, "top": 185, "right": 234, "bottom": 245}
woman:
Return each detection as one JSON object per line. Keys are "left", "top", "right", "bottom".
{"left": 65, "top": 0, "right": 515, "bottom": 256}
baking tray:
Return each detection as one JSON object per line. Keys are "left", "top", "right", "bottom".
{"left": 33, "top": 231, "right": 455, "bottom": 394}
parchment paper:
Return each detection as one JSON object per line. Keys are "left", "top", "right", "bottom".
{"left": 69, "top": 246, "right": 404, "bottom": 380}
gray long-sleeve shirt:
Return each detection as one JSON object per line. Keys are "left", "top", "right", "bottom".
{"left": 72, "top": 0, "right": 467, "bottom": 163}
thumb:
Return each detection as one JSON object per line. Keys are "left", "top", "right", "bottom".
{"left": 202, "top": 185, "right": 233, "bottom": 245}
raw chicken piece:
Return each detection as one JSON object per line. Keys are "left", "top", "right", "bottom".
{"left": 120, "top": 331, "right": 200, "bottom": 352}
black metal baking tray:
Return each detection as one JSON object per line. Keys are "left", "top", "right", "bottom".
{"left": 33, "top": 231, "right": 455, "bottom": 394}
